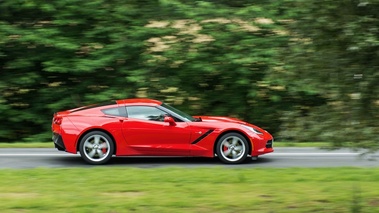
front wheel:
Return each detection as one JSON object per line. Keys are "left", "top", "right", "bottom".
{"left": 79, "top": 131, "right": 114, "bottom": 165}
{"left": 216, "top": 133, "right": 249, "bottom": 164}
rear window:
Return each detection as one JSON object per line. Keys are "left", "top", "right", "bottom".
{"left": 101, "top": 106, "right": 127, "bottom": 117}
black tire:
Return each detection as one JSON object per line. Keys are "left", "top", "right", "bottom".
{"left": 79, "top": 131, "right": 114, "bottom": 165}
{"left": 216, "top": 133, "right": 248, "bottom": 164}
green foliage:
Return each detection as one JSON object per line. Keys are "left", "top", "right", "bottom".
{"left": 0, "top": 0, "right": 378, "bottom": 150}
{"left": 0, "top": 0, "right": 286, "bottom": 141}
{"left": 272, "top": 0, "right": 379, "bottom": 149}
{"left": 0, "top": 0, "right": 154, "bottom": 141}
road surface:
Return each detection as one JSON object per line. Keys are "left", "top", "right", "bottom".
{"left": 0, "top": 148, "right": 377, "bottom": 169}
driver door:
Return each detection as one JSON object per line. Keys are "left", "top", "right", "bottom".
{"left": 121, "top": 106, "right": 191, "bottom": 156}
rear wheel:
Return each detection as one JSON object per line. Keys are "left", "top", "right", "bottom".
{"left": 216, "top": 133, "right": 248, "bottom": 164}
{"left": 79, "top": 131, "right": 114, "bottom": 165}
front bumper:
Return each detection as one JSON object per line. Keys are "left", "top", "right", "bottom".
{"left": 52, "top": 133, "right": 66, "bottom": 151}
{"left": 251, "top": 138, "right": 274, "bottom": 156}
{"left": 266, "top": 139, "right": 273, "bottom": 148}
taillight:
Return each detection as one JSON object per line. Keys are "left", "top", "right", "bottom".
{"left": 53, "top": 117, "right": 62, "bottom": 125}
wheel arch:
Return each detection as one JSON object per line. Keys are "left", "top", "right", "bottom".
{"left": 76, "top": 128, "right": 117, "bottom": 154}
{"left": 213, "top": 130, "right": 252, "bottom": 156}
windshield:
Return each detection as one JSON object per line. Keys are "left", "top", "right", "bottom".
{"left": 161, "top": 103, "right": 195, "bottom": 122}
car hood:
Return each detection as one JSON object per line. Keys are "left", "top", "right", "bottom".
{"left": 195, "top": 116, "right": 247, "bottom": 125}
{"left": 191, "top": 116, "right": 269, "bottom": 138}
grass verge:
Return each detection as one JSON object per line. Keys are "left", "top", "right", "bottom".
{"left": 0, "top": 167, "right": 378, "bottom": 212}
{"left": 0, "top": 142, "right": 54, "bottom": 148}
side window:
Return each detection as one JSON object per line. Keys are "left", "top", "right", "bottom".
{"left": 126, "top": 106, "right": 167, "bottom": 122}
{"left": 101, "top": 107, "right": 126, "bottom": 117}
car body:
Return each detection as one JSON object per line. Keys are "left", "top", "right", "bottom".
{"left": 52, "top": 98, "right": 273, "bottom": 164}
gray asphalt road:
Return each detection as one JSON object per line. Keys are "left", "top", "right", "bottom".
{"left": 0, "top": 148, "right": 377, "bottom": 169}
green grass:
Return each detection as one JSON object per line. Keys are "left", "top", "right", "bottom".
{"left": 0, "top": 167, "right": 378, "bottom": 212}
{"left": 0, "top": 142, "right": 54, "bottom": 148}
{"left": 0, "top": 142, "right": 330, "bottom": 148}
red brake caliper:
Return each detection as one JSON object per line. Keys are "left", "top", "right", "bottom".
{"left": 223, "top": 144, "right": 228, "bottom": 152}
{"left": 101, "top": 143, "right": 107, "bottom": 154}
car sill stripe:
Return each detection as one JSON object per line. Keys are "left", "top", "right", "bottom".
{"left": 191, "top": 129, "right": 214, "bottom": 144}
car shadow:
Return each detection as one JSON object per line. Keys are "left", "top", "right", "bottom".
{"left": 52, "top": 155, "right": 275, "bottom": 167}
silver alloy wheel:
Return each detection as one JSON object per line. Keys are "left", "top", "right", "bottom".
{"left": 83, "top": 134, "right": 111, "bottom": 162}
{"left": 219, "top": 136, "right": 246, "bottom": 162}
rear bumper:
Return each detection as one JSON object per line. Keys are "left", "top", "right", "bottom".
{"left": 52, "top": 133, "right": 66, "bottom": 151}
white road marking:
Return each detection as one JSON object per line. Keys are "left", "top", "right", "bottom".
{"left": 0, "top": 153, "right": 78, "bottom": 157}
{"left": 271, "top": 153, "right": 361, "bottom": 156}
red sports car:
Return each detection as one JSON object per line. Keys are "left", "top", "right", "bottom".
{"left": 52, "top": 98, "right": 273, "bottom": 164}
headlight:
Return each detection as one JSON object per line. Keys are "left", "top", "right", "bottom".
{"left": 241, "top": 125, "right": 263, "bottom": 134}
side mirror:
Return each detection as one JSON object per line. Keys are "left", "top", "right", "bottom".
{"left": 164, "top": 116, "right": 176, "bottom": 126}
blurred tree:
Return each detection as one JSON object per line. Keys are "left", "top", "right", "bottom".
{"left": 270, "top": 0, "right": 379, "bottom": 149}
{"left": 0, "top": 0, "right": 159, "bottom": 141}
{"left": 1, "top": 0, "right": 377, "bottom": 150}
{"left": 0, "top": 0, "right": 287, "bottom": 141}
{"left": 141, "top": 1, "right": 289, "bottom": 133}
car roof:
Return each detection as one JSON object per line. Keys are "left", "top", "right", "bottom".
{"left": 116, "top": 98, "right": 162, "bottom": 106}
